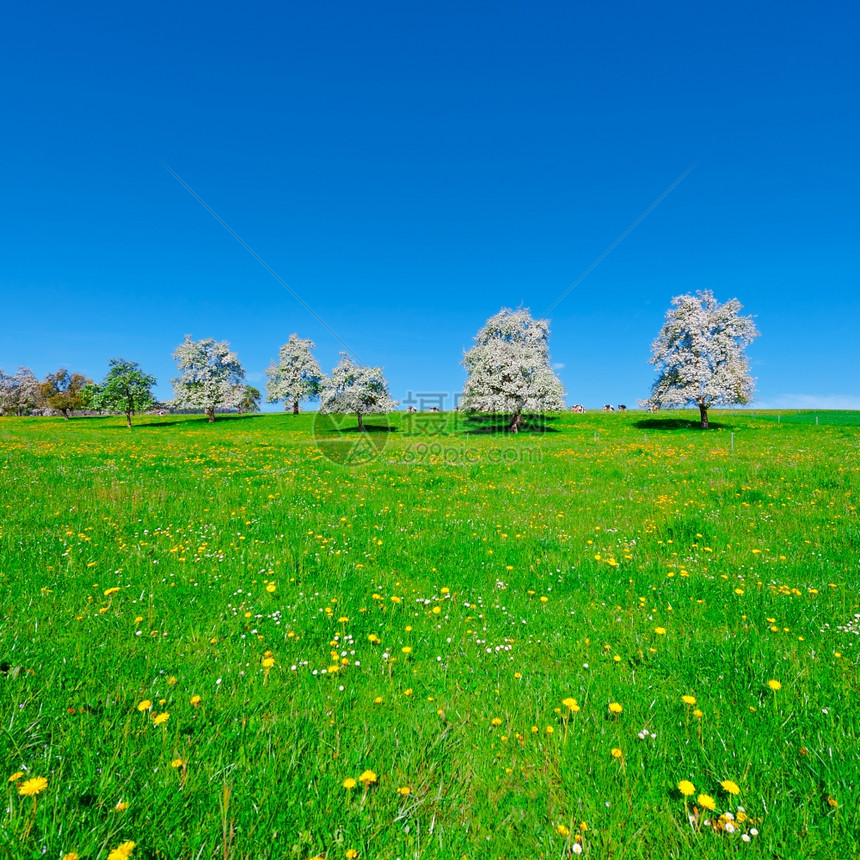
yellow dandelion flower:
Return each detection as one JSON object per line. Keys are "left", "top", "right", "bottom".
{"left": 62, "top": 853, "right": 80, "bottom": 860}
{"left": 681, "top": 695, "right": 697, "bottom": 706}
{"left": 103, "top": 587, "right": 120, "bottom": 596}
{"left": 114, "top": 801, "right": 129, "bottom": 811}
{"left": 693, "top": 708, "right": 703, "bottom": 718}
{"left": 265, "top": 583, "right": 276, "bottom": 592}
{"left": 343, "top": 777, "right": 357, "bottom": 789}
{"left": 107, "top": 841, "right": 136, "bottom": 860}
{"left": 721, "top": 779, "right": 741, "bottom": 795}
{"left": 18, "top": 777, "right": 48, "bottom": 796}
{"left": 190, "top": 695, "right": 202, "bottom": 706}
{"left": 397, "top": 786, "right": 411, "bottom": 796}
{"left": 767, "top": 679, "right": 782, "bottom": 691}
{"left": 401, "top": 646, "right": 412, "bottom": 654}
{"left": 557, "top": 824, "right": 570, "bottom": 836}
{"left": 610, "top": 748, "right": 622, "bottom": 759}
{"left": 698, "top": 794, "right": 717, "bottom": 810}
{"left": 345, "top": 850, "right": 359, "bottom": 859}
{"left": 358, "top": 770, "right": 377, "bottom": 785}
{"left": 373, "top": 696, "right": 383, "bottom": 704}
{"left": 655, "top": 627, "right": 666, "bottom": 635}
{"left": 152, "top": 712, "right": 169, "bottom": 726}
{"left": 171, "top": 758, "right": 184, "bottom": 768}
{"left": 261, "top": 657, "right": 275, "bottom": 668}
{"left": 608, "top": 702, "right": 623, "bottom": 714}
{"left": 8, "top": 771, "right": 23, "bottom": 782}
{"left": 491, "top": 717, "right": 502, "bottom": 726}
{"left": 137, "top": 699, "right": 152, "bottom": 712}
{"left": 678, "top": 780, "right": 695, "bottom": 796}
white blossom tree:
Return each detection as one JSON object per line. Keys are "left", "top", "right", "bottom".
{"left": 0, "top": 367, "right": 42, "bottom": 416}
{"left": 647, "top": 290, "right": 759, "bottom": 429}
{"left": 170, "top": 335, "right": 245, "bottom": 422}
{"left": 318, "top": 353, "right": 396, "bottom": 431}
{"left": 460, "top": 307, "right": 565, "bottom": 432}
{"left": 265, "top": 334, "right": 324, "bottom": 414}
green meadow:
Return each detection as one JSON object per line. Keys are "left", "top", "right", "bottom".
{"left": 0, "top": 411, "right": 858, "bottom": 860}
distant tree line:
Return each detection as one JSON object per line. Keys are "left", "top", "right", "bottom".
{"left": 0, "top": 291, "right": 758, "bottom": 430}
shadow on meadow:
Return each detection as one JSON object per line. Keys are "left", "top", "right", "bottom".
{"left": 100, "top": 414, "right": 268, "bottom": 430}
{"left": 318, "top": 423, "right": 398, "bottom": 434}
{"left": 463, "top": 414, "right": 560, "bottom": 435}
{"left": 632, "top": 417, "right": 736, "bottom": 431}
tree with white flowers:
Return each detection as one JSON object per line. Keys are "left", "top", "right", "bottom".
{"left": 318, "top": 353, "right": 396, "bottom": 431}
{"left": 647, "top": 290, "right": 759, "bottom": 429}
{"left": 265, "top": 334, "right": 324, "bottom": 414}
{"left": 170, "top": 335, "right": 245, "bottom": 422}
{"left": 461, "top": 307, "right": 565, "bottom": 432}
{"left": 0, "top": 367, "right": 42, "bottom": 416}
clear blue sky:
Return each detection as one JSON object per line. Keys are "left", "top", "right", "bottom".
{"left": 2, "top": 0, "right": 858, "bottom": 410}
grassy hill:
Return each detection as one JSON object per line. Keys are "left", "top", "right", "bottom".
{"left": 0, "top": 411, "right": 857, "bottom": 858}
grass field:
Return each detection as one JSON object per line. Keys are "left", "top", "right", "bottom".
{"left": 0, "top": 410, "right": 858, "bottom": 860}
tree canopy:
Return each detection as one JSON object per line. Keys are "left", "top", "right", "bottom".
{"left": 170, "top": 336, "right": 245, "bottom": 422}
{"left": 87, "top": 359, "right": 157, "bottom": 427}
{"left": 40, "top": 369, "right": 91, "bottom": 419}
{"left": 266, "top": 334, "right": 324, "bottom": 414}
{"left": 319, "top": 353, "right": 396, "bottom": 431}
{"left": 460, "top": 307, "right": 565, "bottom": 431}
{"left": 647, "top": 290, "right": 759, "bottom": 428}
{"left": 0, "top": 367, "right": 42, "bottom": 416}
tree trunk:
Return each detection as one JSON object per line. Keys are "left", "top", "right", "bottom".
{"left": 509, "top": 412, "right": 523, "bottom": 433}
{"left": 126, "top": 412, "right": 132, "bottom": 429}
{"left": 699, "top": 404, "right": 709, "bottom": 429}
{"left": 292, "top": 399, "right": 299, "bottom": 415}
{"left": 62, "top": 409, "right": 70, "bottom": 420}
{"left": 207, "top": 407, "right": 215, "bottom": 423}
{"left": 357, "top": 412, "right": 365, "bottom": 432}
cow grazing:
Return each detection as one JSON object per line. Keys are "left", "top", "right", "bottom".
{"left": 617, "top": 404, "right": 627, "bottom": 412}
{"left": 571, "top": 404, "right": 586, "bottom": 413}
{"left": 603, "top": 404, "right": 615, "bottom": 413}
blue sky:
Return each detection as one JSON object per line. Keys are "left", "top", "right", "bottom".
{"left": 2, "top": 0, "right": 858, "bottom": 410}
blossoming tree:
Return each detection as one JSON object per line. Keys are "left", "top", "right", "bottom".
{"left": 460, "top": 307, "right": 565, "bottom": 432}
{"left": 0, "top": 367, "right": 42, "bottom": 416}
{"left": 318, "top": 353, "right": 396, "bottom": 431}
{"left": 647, "top": 290, "right": 759, "bottom": 429}
{"left": 265, "top": 334, "right": 324, "bottom": 414}
{"left": 170, "top": 335, "right": 245, "bottom": 422}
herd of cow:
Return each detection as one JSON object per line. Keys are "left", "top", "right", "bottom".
{"left": 571, "top": 404, "right": 628, "bottom": 413}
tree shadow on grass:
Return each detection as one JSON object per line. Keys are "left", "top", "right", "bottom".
{"left": 633, "top": 417, "right": 734, "bottom": 431}
{"left": 463, "top": 414, "right": 560, "bottom": 435}
{"left": 105, "top": 414, "right": 266, "bottom": 430}
{"left": 318, "top": 424, "right": 398, "bottom": 434}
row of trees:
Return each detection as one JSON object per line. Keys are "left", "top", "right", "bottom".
{"left": 0, "top": 367, "right": 93, "bottom": 420}
{"left": 0, "top": 291, "right": 759, "bottom": 430}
